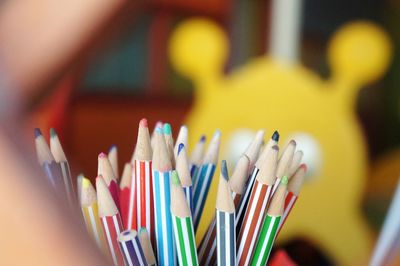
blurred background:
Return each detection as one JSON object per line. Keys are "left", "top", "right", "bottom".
{"left": 1, "top": 0, "right": 400, "bottom": 265}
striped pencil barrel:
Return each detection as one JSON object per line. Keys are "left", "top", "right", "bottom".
{"left": 97, "top": 176, "right": 125, "bottom": 266}
{"left": 80, "top": 176, "right": 106, "bottom": 251}
{"left": 138, "top": 228, "right": 157, "bottom": 266}
{"left": 236, "top": 131, "right": 279, "bottom": 234}
{"left": 171, "top": 170, "right": 199, "bottom": 266}
{"left": 118, "top": 230, "right": 147, "bottom": 266}
{"left": 119, "top": 163, "right": 134, "bottom": 229}
{"left": 132, "top": 119, "right": 154, "bottom": 248}
{"left": 189, "top": 135, "right": 206, "bottom": 180}
{"left": 277, "top": 164, "right": 306, "bottom": 234}
{"left": 193, "top": 130, "right": 220, "bottom": 230}
{"left": 251, "top": 176, "right": 288, "bottom": 266}
{"left": 176, "top": 143, "right": 194, "bottom": 214}
{"left": 237, "top": 146, "right": 279, "bottom": 266}
{"left": 198, "top": 155, "right": 249, "bottom": 265}
{"left": 216, "top": 160, "right": 236, "bottom": 266}
{"left": 152, "top": 126, "right": 175, "bottom": 265}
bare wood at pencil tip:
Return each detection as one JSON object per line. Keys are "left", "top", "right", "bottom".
{"left": 97, "top": 153, "right": 117, "bottom": 185}
{"left": 257, "top": 145, "right": 279, "bottom": 185}
{"left": 139, "top": 228, "right": 156, "bottom": 266}
{"left": 174, "top": 125, "right": 188, "bottom": 158}
{"left": 119, "top": 163, "right": 132, "bottom": 189}
{"left": 176, "top": 144, "right": 192, "bottom": 187}
{"left": 49, "top": 128, "right": 68, "bottom": 163}
{"left": 171, "top": 172, "right": 190, "bottom": 218}
{"left": 108, "top": 145, "right": 119, "bottom": 179}
{"left": 287, "top": 150, "right": 303, "bottom": 178}
{"left": 288, "top": 164, "right": 307, "bottom": 195}
{"left": 268, "top": 178, "right": 288, "bottom": 216}
{"left": 96, "top": 175, "right": 118, "bottom": 217}
{"left": 134, "top": 118, "right": 152, "bottom": 162}
{"left": 244, "top": 130, "right": 265, "bottom": 167}
{"left": 203, "top": 130, "right": 221, "bottom": 164}
{"left": 229, "top": 154, "right": 250, "bottom": 195}
{"left": 216, "top": 162, "right": 235, "bottom": 213}
{"left": 276, "top": 140, "right": 296, "bottom": 178}
{"left": 153, "top": 127, "right": 172, "bottom": 172}
{"left": 80, "top": 177, "right": 96, "bottom": 207}
{"left": 35, "top": 128, "right": 55, "bottom": 165}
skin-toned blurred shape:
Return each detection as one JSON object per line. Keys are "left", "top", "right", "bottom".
{"left": 0, "top": 0, "right": 127, "bottom": 102}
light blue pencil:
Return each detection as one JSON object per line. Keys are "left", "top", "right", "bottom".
{"left": 152, "top": 127, "right": 176, "bottom": 265}
{"left": 193, "top": 130, "right": 220, "bottom": 231}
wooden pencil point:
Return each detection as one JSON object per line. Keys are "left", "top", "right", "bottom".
{"left": 171, "top": 170, "right": 180, "bottom": 185}
{"left": 163, "top": 123, "right": 172, "bottom": 135}
{"left": 34, "top": 128, "right": 42, "bottom": 138}
{"left": 221, "top": 160, "right": 229, "bottom": 181}
{"left": 272, "top": 130, "right": 280, "bottom": 141}
{"left": 140, "top": 118, "right": 148, "bottom": 127}
{"left": 98, "top": 152, "right": 107, "bottom": 159}
{"left": 50, "top": 128, "right": 57, "bottom": 138}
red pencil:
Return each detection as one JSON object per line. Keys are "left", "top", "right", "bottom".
{"left": 119, "top": 163, "right": 134, "bottom": 229}
{"left": 98, "top": 152, "right": 120, "bottom": 211}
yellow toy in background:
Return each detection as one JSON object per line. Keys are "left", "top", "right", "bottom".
{"left": 169, "top": 18, "right": 392, "bottom": 265}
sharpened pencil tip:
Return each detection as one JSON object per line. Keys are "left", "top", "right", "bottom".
{"left": 82, "top": 177, "right": 91, "bottom": 188}
{"left": 200, "top": 135, "right": 206, "bottom": 142}
{"left": 50, "top": 128, "right": 57, "bottom": 138}
{"left": 139, "top": 118, "right": 148, "bottom": 127}
{"left": 289, "top": 139, "right": 296, "bottom": 146}
{"left": 213, "top": 130, "right": 221, "bottom": 138}
{"left": 155, "top": 126, "right": 163, "bottom": 134}
{"left": 272, "top": 130, "right": 279, "bottom": 141}
{"left": 155, "top": 121, "right": 163, "bottom": 128}
{"left": 300, "top": 163, "right": 307, "bottom": 171}
{"left": 109, "top": 144, "right": 117, "bottom": 152}
{"left": 34, "top": 128, "right": 42, "bottom": 138}
{"left": 171, "top": 170, "right": 180, "bottom": 185}
{"left": 163, "top": 123, "right": 172, "bottom": 135}
{"left": 221, "top": 160, "right": 228, "bottom": 180}
{"left": 98, "top": 152, "right": 107, "bottom": 158}
{"left": 178, "top": 143, "right": 185, "bottom": 155}
{"left": 281, "top": 176, "right": 288, "bottom": 185}
{"left": 139, "top": 227, "right": 147, "bottom": 234}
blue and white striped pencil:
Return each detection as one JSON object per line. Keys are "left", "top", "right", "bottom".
{"left": 216, "top": 160, "right": 236, "bottom": 266}
{"left": 152, "top": 127, "right": 176, "bottom": 265}
{"left": 193, "top": 130, "right": 220, "bottom": 230}
{"left": 176, "top": 143, "right": 194, "bottom": 214}
{"left": 118, "top": 230, "right": 147, "bottom": 266}
{"left": 189, "top": 135, "right": 206, "bottom": 180}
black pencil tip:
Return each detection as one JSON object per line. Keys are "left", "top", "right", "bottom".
{"left": 272, "top": 130, "right": 279, "bottom": 141}
{"left": 221, "top": 160, "right": 229, "bottom": 181}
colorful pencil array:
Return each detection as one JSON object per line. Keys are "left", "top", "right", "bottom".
{"left": 34, "top": 121, "right": 306, "bottom": 266}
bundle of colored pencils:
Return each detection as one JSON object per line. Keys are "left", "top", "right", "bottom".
{"left": 34, "top": 120, "right": 306, "bottom": 265}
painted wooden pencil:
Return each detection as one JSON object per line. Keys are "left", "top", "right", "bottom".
{"left": 244, "top": 130, "right": 265, "bottom": 171}
{"left": 138, "top": 228, "right": 157, "bottom": 266}
{"left": 216, "top": 160, "right": 236, "bottom": 266}
{"left": 131, "top": 118, "right": 154, "bottom": 248}
{"left": 237, "top": 145, "right": 279, "bottom": 266}
{"left": 118, "top": 230, "right": 147, "bottom": 266}
{"left": 287, "top": 150, "right": 303, "bottom": 178}
{"left": 251, "top": 176, "right": 288, "bottom": 266}
{"left": 176, "top": 143, "right": 193, "bottom": 214}
{"left": 171, "top": 170, "right": 199, "bottom": 266}
{"left": 50, "top": 128, "right": 75, "bottom": 207}
{"left": 34, "top": 128, "right": 67, "bottom": 199}
{"left": 108, "top": 144, "right": 119, "bottom": 180}
{"left": 97, "top": 175, "right": 125, "bottom": 266}
{"left": 236, "top": 131, "right": 279, "bottom": 236}
{"left": 80, "top": 176, "right": 106, "bottom": 251}
{"left": 174, "top": 125, "right": 188, "bottom": 159}
{"left": 98, "top": 152, "right": 120, "bottom": 211}
{"left": 189, "top": 135, "right": 206, "bottom": 179}
{"left": 277, "top": 164, "right": 306, "bottom": 234}
{"left": 193, "top": 130, "right": 220, "bottom": 230}
{"left": 163, "top": 123, "right": 175, "bottom": 167}
{"left": 272, "top": 140, "right": 296, "bottom": 194}
{"left": 152, "top": 126, "right": 175, "bottom": 265}
{"left": 198, "top": 154, "right": 249, "bottom": 265}
{"left": 119, "top": 163, "right": 134, "bottom": 229}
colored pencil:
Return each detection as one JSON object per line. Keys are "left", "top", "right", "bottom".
{"left": 163, "top": 123, "right": 175, "bottom": 167}
{"left": 236, "top": 131, "right": 279, "bottom": 235}
{"left": 174, "top": 125, "right": 188, "bottom": 159}
{"left": 251, "top": 176, "right": 288, "bottom": 266}
{"left": 216, "top": 160, "right": 236, "bottom": 266}
{"left": 287, "top": 150, "right": 303, "bottom": 178}
{"left": 108, "top": 144, "right": 119, "bottom": 180}
{"left": 151, "top": 121, "right": 163, "bottom": 149}
{"left": 189, "top": 135, "right": 206, "bottom": 179}
{"left": 118, "top": 230, "right": 147, "bottom": 266}
{"left": 244, "top": 130, "right": 265, "bottom": 171}
{"left": 198, "top": 154, "right": 249, "bottom": 265}
{"left": 34, "top": 128, "right": 67, "bottom": 199}
{"left": 97, "top": 175, "right": 125, "bottom": 266}
{"left": 273, "top": 140, "right": 296, "bottom": 194}
{"left": 50, "top": 128, "right": 75, "bottom": 207}
{"left": 138, "top": 228, "right": 157, "bottom": 266}
{"left": 176, "top": 143, "right": 193, "bottom": 214}
{"left": 193, "top": 130, "right": 220, "bottom": 230}
{"left": 77, "top": 173, "right": 84, "bottom": 202}
{"left": 131, "top": 118, "right": 154, "bottom": 249}
{"left": 98, "top": 152, "right": 120, "bottom": 211}
{"left": 171, "top": 170, "right": 199, "bottom": 266}
{"left": 277, "top": 164, "right": 306, "bottom": 234}
{"left": 120, "top": 163, "right": 134, "bottom": 229}
{"left": 152, "top": 126, "right": 175, "bottom": 265}
{"left": 237, "top": 145, "right": 279, "bottom": 266}
{"left": 80, "top": 176, "right": 106, "bottom": 251}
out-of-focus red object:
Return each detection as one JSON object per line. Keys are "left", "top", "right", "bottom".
{"left": 269, "top": 249, "right": 297, "bottom": 266}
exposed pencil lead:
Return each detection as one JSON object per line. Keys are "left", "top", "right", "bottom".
{"left": 200, "top": 135, "right": 206, "bottom": 142}
{"left": 139, "top": 227, "right": 147, "bottom": 233}
{"left": 34, "top": 128, "right": 42, "bottom": 138}
{"left": 281, "top": 176, "right": 288, "bottom": 185}
{"left": 272, "top": 130, "right": 280, "bottom": 141}
{"left": 178, "top": 143, "right": 185, "bottom": 155}
{"left": 98, "top": 152, "right": 107, "bottom": 158}
{"left": 171, "top": 170, "right": 180, "bottom": 185}
{"left": 50, "top": 128, "right": 57, "bottom": 138}
{"left": 221, "top": 160, "right": 229, "bottom": 181}
{"left": 140, "top": 118, "right": 148, "bottom": 127}
{"left": 109, "top": 144, "right": 117, "bottom": 151}
{"left": 163, "top": 123, "right": 172, "bottom": 135}
{"left": 155, "top": 126, "right": 163, "bottom": 134}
